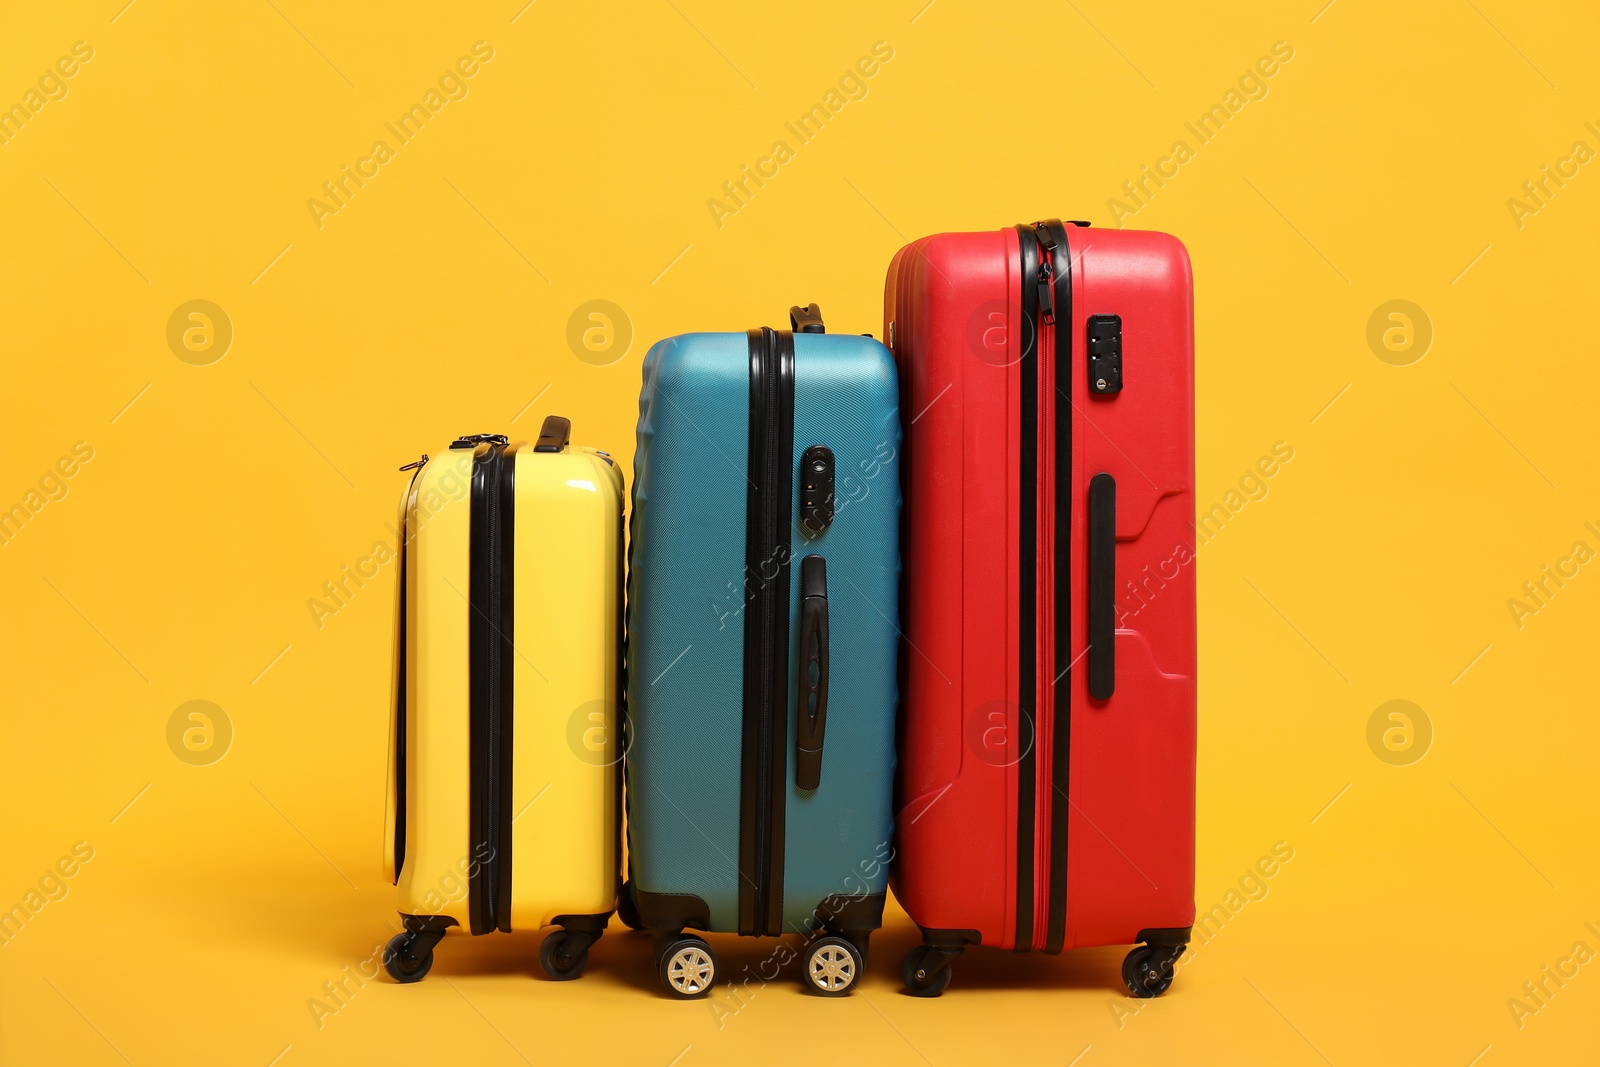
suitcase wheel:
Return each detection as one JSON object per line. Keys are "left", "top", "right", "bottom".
{"left": 657, "top": 935, "right": 718, "bottom": 999}
{"left": 383, "top": 931, "right": 437, "bottom": 984}
{"left": 1122, "top": 943, "right": 1184, "bottom": 998}
{"left": 900, "top": 945, "right": 954, "bottom": 998}
{"left": 802, "top": 936, "right": 862, "bottom": 997}
{"left": 539, "top": 928, "right": 592, "bottom": 981}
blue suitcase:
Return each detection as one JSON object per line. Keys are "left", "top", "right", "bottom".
{"left": 624, "top": 304, "right": 900, "bottom": 998}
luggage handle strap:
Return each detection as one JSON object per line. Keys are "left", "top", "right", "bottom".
{"left": 796, "top": 554, "right": 830, "bottom": 790}
{"left": 1087, "top": 473, "right": 1116, "bottom": 700}
{"left": 789, "top": 303, "right": 826, "bottom": 334}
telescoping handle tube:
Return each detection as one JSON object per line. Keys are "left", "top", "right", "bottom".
{"left": 1088, "top": 473, "right": 1116, "bottom": 701}
{"left": 796, "top": 555, "right": 830, "bottom": 790}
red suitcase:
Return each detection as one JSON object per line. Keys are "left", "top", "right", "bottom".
{"left": 885, "top": 220, "right": 1196, "bottom": 997}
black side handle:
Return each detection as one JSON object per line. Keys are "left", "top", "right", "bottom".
{"left": 789, "top": 303, "right": 826, "bottom": 334}
{"left": 796, "top": 555, "right": 829, "bottom": 790}
{"left": 534, "top": 415, "right": 571, "bottom": 453}
{"left": 1088, "top": 473, "right": 1116, "bottom": 700}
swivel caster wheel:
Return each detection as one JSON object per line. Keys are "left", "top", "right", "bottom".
{"left": 1122, "top": 943, "right": 1184, "bottom": 998}
{"left": 900, "top": 945, "right": 954, "bottom": 998}
{"left": 802, "top": 936, "right": 862, "bottom": 997}
{"left": 383, "top": 931, "right": 436, "bottom": 984}
{"left": 539, "top": 928, "right": 592, "bottom": 981}
{"left": 657, "top": 935, "right": 718, "bottom": 998}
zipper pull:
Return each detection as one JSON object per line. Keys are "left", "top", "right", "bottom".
{"left": 398, "top": 454, "right": 429, "bottom": 471}
{"left": 1034, "top": 223, "right": 1057, "bottom": 325}
{"left": 449, "top": 433, "right": 509, "bottom": 450}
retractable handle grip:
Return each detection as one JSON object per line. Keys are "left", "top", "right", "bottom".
{"left": 789, "top": 303, "right": 826, "bottom": 334}
{"left": 1088, "top": 473, "right": 1116, "bottom": 700}
{"left": 796, "top": 554, "right": 829, "bottom": 790}
{"left": 534, "top": 414, "right": 571, "bottom": 453}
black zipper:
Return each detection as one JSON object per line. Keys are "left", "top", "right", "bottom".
{"left": 468, "top": 441, "right": 515, "bottom": 935}
{"left": 1041, "top": 220, "right": 1074, "bottom": 955}
{"left": 485, "top": 448, "right": 504, "bottom": 930}
{"left": 754, "top": 332, "right": 778, "bottom": 931}
{"left": 738, "top": 327, "right": 794, "bottom": 937}
{"left": 1013, "top": 227, "right": 1040, "bottom": 953}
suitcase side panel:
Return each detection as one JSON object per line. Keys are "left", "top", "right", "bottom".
{"left": 626, "top": 334, "right": 752, "bottom": 932}
{"left": 889, "top": 230, "right": 1024, "bottom": 949}
{"left": 1065, "top": 228, "right": 1198, "bottom": 948}
{"left": 397, "top": 450, "right": 476, "bottom": 926}
{"left": 780, "top": 335, "right": 900, "bottom": 927}
{"left": 508, "top": 448, "right": 623, "bottom": 928}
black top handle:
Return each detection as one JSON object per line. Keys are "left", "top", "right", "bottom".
{"left": 534, "top": 414, "right": 571, "bottom": 453}
{"left": 789, "top": 303, "right": 826, "bottom": 334}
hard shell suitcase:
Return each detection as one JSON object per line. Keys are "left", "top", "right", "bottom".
{"left": 382, "top": 415, "right": 624, "bottom": 983}
{"left": 885, "top": 221, "right": 1197, "bottom": 997}
{"left": 624, "top": 305, "right": 901, "bottom": 999}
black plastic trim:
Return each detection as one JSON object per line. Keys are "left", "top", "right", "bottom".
{"left": 635, "top": 888, "right": 713, "bottom": 934}
{"left": 400, "top": 913, "right": 460, "bottom": 934}
{"left": 920, "top": 927, "right": 983, "bottom": 951}
{"left": 809, "top": 892, "right": 886, "bottom": 936}
{"left": 737, "top": 327, "right": 795, "bottom": 938}
{"left": 1137, "top": 926, "right": 1192, "bottom": 947}
{"left": 468, "top": 441, "right": 516, "bottom": 935}
{"left": 550, "top": 912, "right": 612, "bottom": 934}
{"left": 1043, "top": 218, "right": 1074, "bottom": 955}
{"left": 612, "top": 476, "right": 627, "bottom": 907}
{"left": 1013, "top": 225, "right": 1040, "bottom": 954}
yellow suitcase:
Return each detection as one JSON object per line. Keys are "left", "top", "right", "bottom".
{"left": 382, "top": 416, "right": 623, "bottom": 982}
